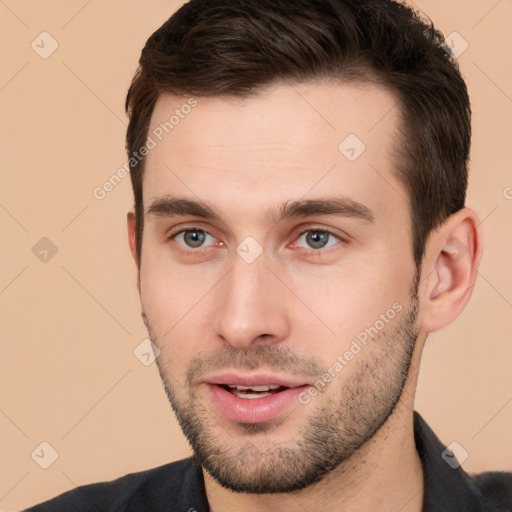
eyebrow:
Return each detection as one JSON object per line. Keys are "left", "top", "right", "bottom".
{"left": 146, "top": 194, "right": 374, "bottom": 224}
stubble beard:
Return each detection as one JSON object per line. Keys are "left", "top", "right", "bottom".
{"left": 146, "top": 285, "right": 420, "bottom": 494}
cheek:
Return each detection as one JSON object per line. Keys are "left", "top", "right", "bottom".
{"left": 140, "top": 249, "right": 210, "bottom": 323}
{"left": 139, "top": 256, "right": 220, "bottom": 371}
{"left": 288, "top": 258, "right": 413, "bottom": 354}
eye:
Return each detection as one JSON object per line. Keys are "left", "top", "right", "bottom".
{"left": 168, "top": 227, "right": 344, "bottom": 256}
{"left": 171, "top": 229, "right": 217, "bottom": 249}
{"left": 295, "top": 229, "right": 342, "bottom": 251}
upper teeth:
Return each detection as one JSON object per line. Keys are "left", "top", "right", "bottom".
{"left": 227, "top": 384, "right": 281, "bottom": 391}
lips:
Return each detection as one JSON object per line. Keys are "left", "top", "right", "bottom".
{"left": 203, "top": 372, "right": 311, "bottom": 423}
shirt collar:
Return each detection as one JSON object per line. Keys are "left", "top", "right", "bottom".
{"left": 413, "top": 410, "right": 485, "bottom": 511}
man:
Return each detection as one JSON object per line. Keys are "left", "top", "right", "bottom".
{"left": 25, "top": 0, "right": 511, "bottom": 511}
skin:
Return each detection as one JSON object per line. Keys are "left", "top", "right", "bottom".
{"left": 127, "top": 81, "right": 482, "bottom": 512}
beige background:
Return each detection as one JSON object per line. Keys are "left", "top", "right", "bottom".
{"left": 0, "top": 1, "right": 511, "bottom": 510}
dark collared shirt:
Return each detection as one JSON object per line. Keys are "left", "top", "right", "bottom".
{"left": 24, "top": 411, "right": 511, "bottom": 511}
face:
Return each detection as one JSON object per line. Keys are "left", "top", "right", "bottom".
{"left": 135, "top": 82, "right": 420, "bottom": 493}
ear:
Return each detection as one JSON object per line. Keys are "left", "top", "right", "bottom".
{"left": 127, "top": 211, "right": 141, "bottom": 296}
{"left": 419, "top": 207, "right": 483, "bottom": 333}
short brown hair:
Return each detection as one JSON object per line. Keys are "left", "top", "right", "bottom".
{"left": 125, "top": 0, "right": 471, "bottom": 267}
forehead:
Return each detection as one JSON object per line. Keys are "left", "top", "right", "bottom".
{"left": 143, "top": 81, "right": 407, "bottom": 227}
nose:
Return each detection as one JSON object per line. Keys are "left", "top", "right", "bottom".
{"left": 213, "top": 253, "right": 290, "bottom": 349}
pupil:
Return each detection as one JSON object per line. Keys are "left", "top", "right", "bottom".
{"left": 185, "top": 230, "right": 205, "bottom": 247}
{"left": 307, "top": 231, "right": 328, "bottom": 249}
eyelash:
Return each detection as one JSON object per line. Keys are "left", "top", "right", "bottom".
{"left": 167, "top": 226, "right": 345, "bottom": 257}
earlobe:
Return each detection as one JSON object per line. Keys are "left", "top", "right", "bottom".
{"left": 420, "top": 208, "right": 482, "bottom": 332}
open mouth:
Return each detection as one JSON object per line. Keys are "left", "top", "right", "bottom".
{"left": 207, "top": 379, "right": 309, "bottom": 423}
{"left": 219, "top": 384, "right": 289, "bottom": 399}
